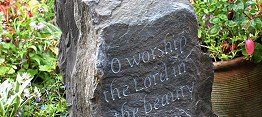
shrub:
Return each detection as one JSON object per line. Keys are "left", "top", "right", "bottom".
{"left": 193, "top": 0, "right": 262, "bottom": 62}
{"left": 0, "top": 0, "right": 67, "bottom": 116}
{"left": 0, "top": 0, "right": 61, "bottom": 80}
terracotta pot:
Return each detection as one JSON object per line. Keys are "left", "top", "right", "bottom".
{"left": 212, "top": 56, "right": 262, "bottom": 116}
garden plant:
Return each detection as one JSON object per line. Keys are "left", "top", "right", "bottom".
{"left": 193, "top": 0, "right": 262, "bottom": 62}
{"left": 0, "top": 0, "right": 67, "bottom": 116}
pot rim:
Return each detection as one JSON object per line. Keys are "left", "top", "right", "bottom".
{"left": 213, "top": 56, "right": 248, "bottom": 70}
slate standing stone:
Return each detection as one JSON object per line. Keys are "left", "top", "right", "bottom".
{"left": 55, "top": 0, "right": 216, "bottom": 116}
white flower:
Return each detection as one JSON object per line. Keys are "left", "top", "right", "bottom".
{"left": 34, "top": 87, "right": 41, "bottom": 102}
{"left": 29, "top": 22, "right": 36, "bottom": 27}
{"left": 37, "top": 22, "right": 45, "bottom": 30}
{"left": 23, "top": 88, "right": 30, "bottom": 98}
{"left": 22, "top": 72, "right": 30, "bottom": 79}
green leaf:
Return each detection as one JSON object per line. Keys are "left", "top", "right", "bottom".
{"left": 32, "top": 56, "right": 41, "bottom": 65}
{"left": 7, "top": 68, "right": 15, "bottom": 74}
{"left": 38, "top": 45, "right": 43, "bottom": 52}
{"left": 0, "top": 101, "right": 4, "bottom": 116}
{"left": 198, "top": 29, "right": 202, "bottom": 38}
{"left": 39, "top": 65, "right": 52, "bottom": 72}
{"left": 14, "top": 81, "right": 20, "bottom": 93}
{"left": 242, "top": 48, "right": 249, "bottom": 56}
{"left": 29, "top": 45, "right": 37, "bottom": 52}
{"left": 246, "top": 1, "right": 256, "bottom": 5}
{"left": 0, "top": 66, "right": 9, "bottom": 75}
{"left": 0, "top": 58, "right": 4, "bottom": 65}
{"left": 49, "top": 47, "right": 58, "bottom": 56}
{"left": 233, "top": 1, "right": 244, "bottom": 12}
{"left": 210, "top": 17, "right": 220, "bottom": 24}
{"left": 27, "top": 69, "right": 38, "bottom": 77}
{"left": 254, "top": 18, "right": 262, "bottom": 30}
{"left": 23, "top": 64, "right": 29, "bottom": 69}
{"left": 253, "top": 42, "right": 262, "bottom": 63}
{"left": 204, "top": 9, "right": 208, "bottom": 14}
{"left": 225, "top": 21, "right": 237, "bottom": 28}
{"left": 12, "top": 95, "right": 21, "bottom": 116}
{"left": 209, "top": 26, "right": 220, "bottom": 36}
{"left": 241, "top": 19, "right": 249, "bottom": 28}
{"left": 2, "top": 43, "right": 11, "bottom": 49}
{"left": 218, "top": 14, "right": 227, "bottom": 21}
{"left": 250, "top": 20, "right": 256, "bottom": 29}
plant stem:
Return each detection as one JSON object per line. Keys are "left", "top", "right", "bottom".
{"left": 243, "top": 11, "right": 252, "bottom": 20}
{"left": 21, "top": 96, "right": 34, "bottom": 107}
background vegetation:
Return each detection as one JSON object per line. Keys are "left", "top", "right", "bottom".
{"left": 0, "top": 0, "right": 67, "bottom": 116}
{"left": 193, "top": 0, "right": 262, "bottom": 62}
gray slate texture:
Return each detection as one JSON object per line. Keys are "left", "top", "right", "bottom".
{"left": 55, "top": 0, "right": 216, "bottom": 116}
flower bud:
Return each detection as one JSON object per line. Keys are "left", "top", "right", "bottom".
{"left": 227, "top": 10, "right": 234, "bottom": 20}
{"left": 5, "top": 37, "right": 10, "bottom": 43}
{"left": 245, "top": 38, "right": 255, "bottom": 55}
{"left": 248, "top": 5, "right": 252, "bottom": 10}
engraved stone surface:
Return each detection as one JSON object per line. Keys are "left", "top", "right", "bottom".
{"left": 55, "top": 0, "right": 216, "bottom": 116}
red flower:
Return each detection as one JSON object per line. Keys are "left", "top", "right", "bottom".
{"left": 0, "top": 4, "right": 7, "bottom": 14}
{"left": 5, "top": 0, "right": 12, "bottom": 3}
{"left": 245, "top": 38, "right": 255, "bottom": 55}
{"left": 27, "top": 11, "right": 33, "bottom": 17}
{"left": 230, "top": 44, "right": 237, "bottom": 51}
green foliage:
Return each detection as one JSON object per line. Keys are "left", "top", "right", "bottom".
{"left": 0, "top": 0, "right": 67, "bottom": 116}
{"left": 21, "top": 75, "right": 67, "bottom": 117}
{"left": 0, "top": 0, "right": 61, "bottom": 80}
{"left": 0, "top": 73, "right": 36, "bottom": 117}
{"left": 253, "top": 42, "right": 262, "bottom": 63}
{"left": 193, "top": 0, "right": 262, "bottom": 62}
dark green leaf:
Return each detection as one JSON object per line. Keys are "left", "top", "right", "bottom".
{"left": 32, "top": 56, "right": 41, "bottom": 65}
{"left": 233, "top": 1, "right": 244, "bottom": 12}
{"left": 253, "top": 42, "right": 262, "bottom": 63}
{"left": 225, "top": 21, "right": 237, "bottom": 28}
{"left": 250, "top": 20, "right": 256, "bottom": 29}
{"left": 254, "top": 18, "right": 262, "bottom": 30}
{"left": 209, "top": 26, "right": 220, "bottom": 36}
{"left": 210, "top": 17, "right": 220, "bottom": 24}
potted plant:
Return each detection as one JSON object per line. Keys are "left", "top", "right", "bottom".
{"left": 192, "top": 0, "right": 262, "bottom": 116}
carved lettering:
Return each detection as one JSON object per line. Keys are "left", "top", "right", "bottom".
{"left": 121, "top": 102, "right": 130, "bottom": 117}
{"left": 178, "top": 62, "right": 186, "bottom": 74}
{"left": 103, "top": 91, "right": 109, "bottom": 102}
{"left": 106, "top": 33, "right": 195, "bottom": 117}
{"left": 123, "top": 85, "right": 129, "bottom": 97}
{"left": 150, "top": 47, "right": 157, "bottom": 60}
{"left": 160, "top": 63, "right": 168, "bottom": 82}
{"left": 111, "top": 58, "right": 121, "bottom": 74}
{"left": 144, "top": 95, "right": 152, "bottom": 115}
{"left": 134, "top": 78, "right": 144, "bottom": 92}
{"left": 144, "top": 76, "right": 152, "bottom": 88}
{"left": 142, "top": 50, "right": 150, "bottom": 63}
{"left": 126, "top": 53, "right": 141, "bottom": 67}
{"left": 164, "top": 39, "right": 173, "bottom": 54}
{"left": 180, "top": 36, "right": 187, "bottom": 53}
{"left": 153, "top": 97, "right": 160, "bottom": 110}
{"left": 110, "top": 79, "right": 121, "bottom": 100}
